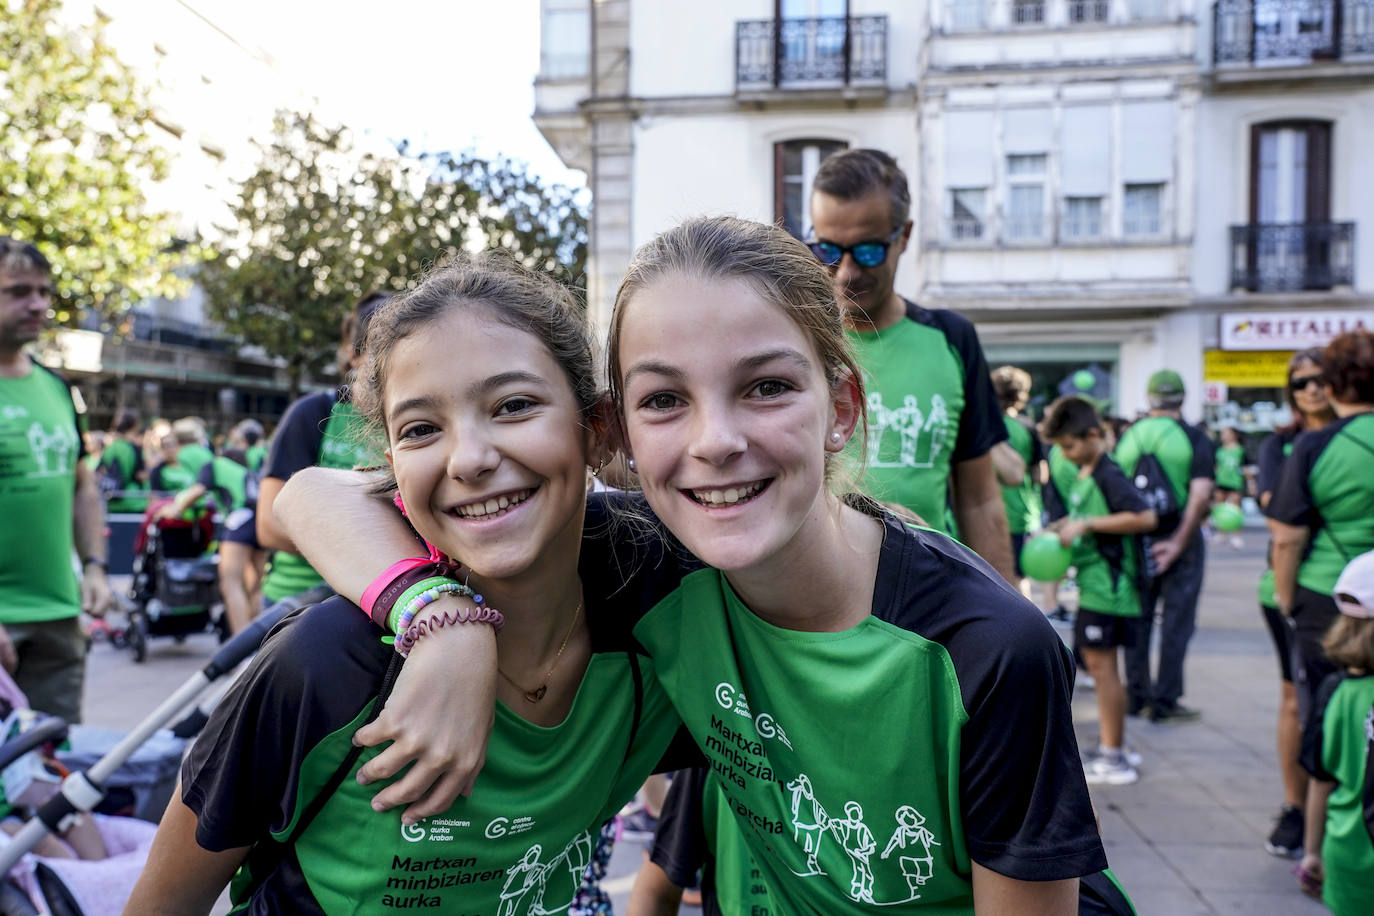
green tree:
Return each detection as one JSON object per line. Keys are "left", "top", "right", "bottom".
{"left": 203, "top": 111, "right": 588, "bottom": 398}
{"left": 0, "top": 0, "right": 191, "bottom": 329}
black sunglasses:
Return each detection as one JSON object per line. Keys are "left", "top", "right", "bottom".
{"left": 0, "top": 283, "right": 52, "bottom": 300}
{"left": 1289, "top": 374, "right": 1326, "bottom": 392}
{"left": 806, "top": 227, "right": 903, "bottom": 268}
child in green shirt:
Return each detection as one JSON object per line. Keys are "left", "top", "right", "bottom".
{"left": 1043, "top": 397, "right": 1157, "bottom": 786}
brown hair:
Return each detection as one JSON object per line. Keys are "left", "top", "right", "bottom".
{"left": 991, "top": 365, "right": 1032, "bottom": 412}
{"left": 1323, "top": 614, "right": 1374, "bottom": 671}
{"left": 353, "top": 253, "right": 598, "bottom": 443}
{"left": 606, "top": 216, "right": 867, "bottom": 480}
{"left": 1322, "top": 330, "right": 1374, "bottom": 406}
{"left": 0, "top": 236, "right": 50, "bottom": 274}
{"left": 1041, "top": 395, "right": 1102, "bottom": 441}
{"left": 811, "top": 149, "right": 911, "bottom": 231}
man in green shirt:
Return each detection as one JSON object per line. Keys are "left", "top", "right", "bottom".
{"left": 809, "top": 150, "right": 1014, "bottom": 583}
{"left": 0, "top": 237, "right": 114, "bottom": 722}
{"left": 1114, "top": 369, "right": 1215, "bottom": 724}
{"left": 98, "top": 408, "right": 147, "bottom": 513}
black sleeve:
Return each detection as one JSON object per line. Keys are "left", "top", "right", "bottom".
{"left": 1183, "top": 423, "right": 1214, "bottom": 481}
{"left": 180, "top": 597, "right": 387, "bottom": 850}
{"left": 956, "top": 610, "right": 1107, "bottom": 878}
{"left": 1256, "top": 434, "right": 1286, "bottom": 501}
{"left": 923, "top": 306, "right": 1007, "bottom": 463}
{"left": 1266, "top": 432, "right": 1324, "bottom": 527}
{"left": 1042, "top": 460, "right": 1067, "bottom": 524}
{"left": 195, "top": 462, "right": 215, "bottom": 489}
{"left": 1096, "top": 458, "right": 1149, "bottom": 515}
{"left": 263, "top": 390, "right": 337, "bottom": 482}
{"left": 1300, "top": 672, "right": 1344, "bottom": 783}
{"left": 1028, "top": 425, "right": 1045, "bottom": 466}
{"left": 649, "top": 768, "right": 710, "bottom": 889}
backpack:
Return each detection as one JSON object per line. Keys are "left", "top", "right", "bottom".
{"left": 1131, "top": 451, "right": 1182, "bottom": 536}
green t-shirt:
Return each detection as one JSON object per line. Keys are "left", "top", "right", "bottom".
{"left": 1043, "top": 449, "right": 1146, "bottom": 618}
{"left": 100, "top": 436, "right": 147, "bottom": 512}
{"left": 1114, "top": 415, "right": 1212, "bottom": 511}
{"left": 1301, "top": 673, "right": 1374, "bottom": 916}
{"left": 245, "top": 443, "right": 268, "bottom": 473}
{"left": 1000, "top": 415, "right": 1042, "bottom": 536}
{"left": 1266, "top": 414, "right": 1374, "bottom": 596}
{"left": 845, "top": 302, "right": 1005, "bottom": 535}
{"left": 633, "top": 517, "right": 1105, "bottom": 913}
{"left": 262, "top": 394, "right": 380, "bottom": 602}
{"left": 0, "top": 364, "right": 82, "bottom": 624}
{"left": 177, "top": 442, "right": 214, "bottom": 478}
{"left": 183, "top": 517, "right": 684, "bottom": 914}
{"left": 1215, "top": 445, "right": 1245, "bottom": 491}
{"left": 202, "top": 456, "right": 252, "bottom": 513}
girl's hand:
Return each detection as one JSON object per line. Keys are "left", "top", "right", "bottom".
{"left": 353, "top": 607, "right": 498, "bottom": 824}
{"left": 1056, "top": 519, "right": 1087, "bottom": 548}
{"left": 1295, "top": 853, "right": 1323, "bottom": 899}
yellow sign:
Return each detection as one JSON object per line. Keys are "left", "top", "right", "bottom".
{"left": 1203, "top": 349, "right": 1291, "bottom": 388}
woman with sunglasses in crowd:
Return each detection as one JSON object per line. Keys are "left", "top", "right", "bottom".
{"left": 278, "top": 216, "right": 1106, "bottom": 913}
{"left": 1267, "top": 330, "right": 1374, "bottom": 869}
{"left": 1255, "top": 348, "right": 1337, "bottom": 859}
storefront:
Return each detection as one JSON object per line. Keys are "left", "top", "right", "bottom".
{"left": 1203, "top": 309, "right": 1374, "bottom": 433}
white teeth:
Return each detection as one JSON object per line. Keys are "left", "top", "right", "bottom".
{"left": 455, "top": 489, "right": 531, "bottom": 519}
{"left": 692, "top": 482, "right": 764, "bottom": 506}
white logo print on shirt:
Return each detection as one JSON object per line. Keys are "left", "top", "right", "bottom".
{"left": 865, "top": 392, "right": 950, "bottom": 470}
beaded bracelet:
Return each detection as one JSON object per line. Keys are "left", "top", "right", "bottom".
{"left": 389, "top": 576, "right": 461, "bottom": 635}
{"left": 395, "top": 601, "right": 506, "bottom": 657}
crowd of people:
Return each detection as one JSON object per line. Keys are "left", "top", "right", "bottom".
{"left": 3, "top": 146, "right": 1373, "bottom": 916}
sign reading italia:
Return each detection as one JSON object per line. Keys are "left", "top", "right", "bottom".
{"left": 1221, "top": 311, "right": 1374, "bottom": 351}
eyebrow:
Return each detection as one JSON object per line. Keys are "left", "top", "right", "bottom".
{"left": 388, "top": 371, "right": 548, "bottom": 418}
{"left": 623, "top": 347, "right": 815, "bottom": 386}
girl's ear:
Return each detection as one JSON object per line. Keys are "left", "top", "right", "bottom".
{"left": 826, "top": 368, "right": 863, "bottom": 454}
{"left": 384, "top": 448, "right": 393, "bottom": 467}
{"left": 584, "top": 395, "right": 623, "bottom": 469}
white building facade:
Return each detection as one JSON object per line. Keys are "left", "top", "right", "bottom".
{"left": 535, "top": 0, "right": 1373, "bottom": 419}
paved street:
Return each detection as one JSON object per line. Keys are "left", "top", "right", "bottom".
{"left": 87, "top": 531, "right": 1327, "bottom": 913}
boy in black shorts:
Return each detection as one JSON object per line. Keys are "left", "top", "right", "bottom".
{"left": 1043, "top": 397, "right": 1157, "bottom": 786}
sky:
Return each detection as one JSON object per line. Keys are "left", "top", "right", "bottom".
{"left": 189, "top": 0, "right": 587, "bottom": 189}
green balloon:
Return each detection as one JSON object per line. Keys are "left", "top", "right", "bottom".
{"left": 1211, "top": 502, "right": 1244, "bottom": 532}
{"left": 1020, "top": 532, "right": 1073, "bottom": 582}
{"left": 1072, "top": 370, "right": 1096, "bottom": 392}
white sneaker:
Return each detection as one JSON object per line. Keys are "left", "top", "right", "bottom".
{"left": 1083, "top": 744, "right": 1143, "bottom": 768}
{"left": 1084, "top": 754, "right": 1139, "bottom": 786}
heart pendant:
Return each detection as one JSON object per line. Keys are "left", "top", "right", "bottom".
{"left": 525, "top": 685, "right": 548, "bottom": 703}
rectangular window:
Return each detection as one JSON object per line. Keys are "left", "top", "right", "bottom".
{"left": 1062, "top": 197, "right": 1104, "bottom": 239}
{"left": 1123, "top": 183, "right": 1164, "bottom": 237}
{"left": 1007, "top": 186, "right": 1045, "bottom": 239}
{"left": 1129, "top": 0, "right": 1168, "bottom": 19}
{"left": 948, "top": 188, "right": 987, "bottom": 239}
{"left": 1006, "top": 153, "right": 1047, "bottom": 177}
{"left": 948, "top": 0, "right": 985, "bottom": 29}
{"left": 1068, "top": 0, "right": 1111, "bottom": 22}
{"left": 542, "top": 6, "right": 591, "bottom": 79}
{"left": 1012, "top": 0, "right": 1045, "bottom": 24}
{"left": 775, "top": 140, "right": 848, "bottom": 238}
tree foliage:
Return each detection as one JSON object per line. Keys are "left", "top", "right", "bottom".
{"left": 202, "top": 111, "right": 588, "bottom": 396}
{"left": 0, "top": 0, "right": 191, "bottom": 329}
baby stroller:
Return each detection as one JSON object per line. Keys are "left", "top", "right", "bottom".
{"left": 0, "top": 599, "right": 305, "bottom": 914}
{"left": 123, "top": 498, "right": 227, "bottom": 662}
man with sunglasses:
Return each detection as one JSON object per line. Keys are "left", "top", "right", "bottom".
{"left": 0, "top": 236, "right": 113, "bottom": 723}
{"left": 809, "top": 149, "right": 1016, "bottom": 584}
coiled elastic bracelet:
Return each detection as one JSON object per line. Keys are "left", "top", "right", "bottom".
{"left": 395, "top": 586, "right": 505, "bottom": 656}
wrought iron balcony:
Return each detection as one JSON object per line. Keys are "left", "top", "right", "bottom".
{"left": 1230, "top": 222, "right": 1355, "bottom": 291}
{"left": 736, "top": 16, "right": 887, "bottom": 91}
{"left": 1214, "top": 0, "right": 1374, "bottom": 66}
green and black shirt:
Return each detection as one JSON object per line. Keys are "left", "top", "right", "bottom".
{"left": 1113, "top": 416, "right": 1214, "bottom": 538}
{"left": 847, "top": 300, "right": 1006, "bottom": 533}
{"left": 1256, "top": 429, "right": 1299, "bottom": 608}
{"left": 182, "top": 497, "right": 689, "bottom": 914}
{"left": 1301, "top": 672, "right": 1374, "bottom": 916}
{"left": 1043, "top": 449, "right": 1147, "bottom": 618}
{"left": 1267, "top": 414, "right": 1374, "bottom": 597}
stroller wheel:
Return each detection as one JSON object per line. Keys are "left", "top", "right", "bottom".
{"left": 0, "top": 879, "right": 39, "bottom": 916}
{"left": 130, "top": 614, "right": 149, "bottom": 663}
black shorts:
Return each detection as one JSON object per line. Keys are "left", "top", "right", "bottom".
{"left": 1074, "top": 608, "right": 1137, "bottom": 650}
{"left": 1259, "top": 603, "right": 1295, "bottom": 683}
{"left": 219, "top": 507, "right": 260, "bottom": 550}
{"left": 1289, "top": 586, "right": 1340, "bottom": 722}
{"left": 1010, "top": 532, "right": 1026, "bottom": 578}
{"left": 1216, "top": 485, "right": 1242, "bottom": 496}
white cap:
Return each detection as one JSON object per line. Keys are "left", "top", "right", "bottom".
{"left": 1333, "top": 550, "right": 1374, "bottom": 619}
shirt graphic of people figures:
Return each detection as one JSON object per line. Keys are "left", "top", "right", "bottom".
{"left": 25, "top": 418, "right": 77, "bottom": 477}
{"left": 787, "top": 773, "right": 829, "bottom": 876}
{"left": 830, "top": 800, "right": 878, "bottom": 903}
{"left": 882, "top": 805, "right": 941, "bottom": 898}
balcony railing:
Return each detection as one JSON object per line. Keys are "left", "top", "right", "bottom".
{"left": 1214, "top": 0, "right": 1374, "bottom": 65}
{"left": 1230, "top": 222, "right": 1355, "bottom": 291}
{"left": 736, "top": 15, "right": 887, "bottom": 90}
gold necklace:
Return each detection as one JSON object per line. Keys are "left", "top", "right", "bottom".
{"left": 498, "top": 597, "right": 584, "bottom": 703}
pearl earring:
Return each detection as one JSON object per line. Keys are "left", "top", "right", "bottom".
{"left": 627, "top": 458, "right": 637, "bottom": 472}
{"left": 831, "top": 432, "right": 842, "bottom": 443}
